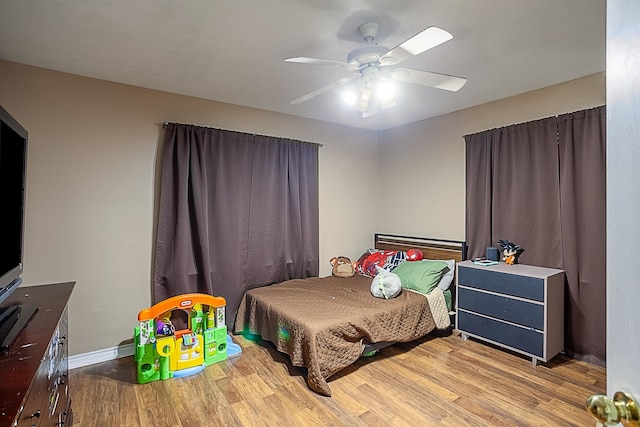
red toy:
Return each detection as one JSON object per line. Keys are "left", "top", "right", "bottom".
{"left": 406, "top": 249, "right": 424, "bottom": 261}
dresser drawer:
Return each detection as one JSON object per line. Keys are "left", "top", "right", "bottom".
{"left": 458, "top": 265, "right": 544, "bottom": 301}
{"left": 458, "top": 311, "right": 543, "bottom": 357}
{"left": 457, "top": 286, "right": 544, "bottom": 330}
{"left": 16, "top": 362, "right": 48, "bottom": 426}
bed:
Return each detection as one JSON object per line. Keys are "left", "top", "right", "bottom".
{"left": 233, "top": 234, "right": 467, "bottom": 396}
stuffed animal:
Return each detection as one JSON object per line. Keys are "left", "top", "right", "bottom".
{"left": 370, "top": 266, "right": 402, "bottom": 299}
{"left": 406, "top": 249, "right": 424, "bottom": 261}
{"left": 330, "top": 256, "right": 356, "bottom": 277}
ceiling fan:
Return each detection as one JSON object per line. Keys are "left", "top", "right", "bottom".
{"left": 285, "top": 22, "right": 467, "bottom": 118}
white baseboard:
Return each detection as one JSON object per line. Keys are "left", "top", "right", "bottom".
{"left": 69, "top": 343, "right": 135, "bottom": 370}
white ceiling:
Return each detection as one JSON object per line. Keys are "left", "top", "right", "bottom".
{"left": 0, "top": 0, "right": 606, "bottom": 132}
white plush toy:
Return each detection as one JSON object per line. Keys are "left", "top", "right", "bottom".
{"left": 370, "top": 266, "right": 402, "bottom": 299}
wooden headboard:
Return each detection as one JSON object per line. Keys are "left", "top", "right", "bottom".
{"left": 374, "top": 233, "right": 467, "bottom": 262}
{"left": 361, "top": 233, "right": 467, "bottom": 354}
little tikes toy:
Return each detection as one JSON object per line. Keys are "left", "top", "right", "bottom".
{"left": 134, "top": 293, "right": 235, "bottom": 384}
{"left": 330, "top": 256, "right": 356, "bottom": 277}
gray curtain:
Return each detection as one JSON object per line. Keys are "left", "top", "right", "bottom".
{"left": 465, "top": 118, "right": 562, "bottom": 268}
{"left": 465, "top": 106, "right": 606, "bottom": 365}
{"left": 154, "top": 124, "right": 319, "bottom": 328}
{"left": 557, "top": 107, "right": 606, "bottom": 365}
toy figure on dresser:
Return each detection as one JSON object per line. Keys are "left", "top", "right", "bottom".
{"left": 498, "top": 239, "right": 524, "bottom": 265}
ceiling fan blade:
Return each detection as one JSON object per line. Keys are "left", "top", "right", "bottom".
{"left": 285, "top": 57, "right": 359, "bottom": 71}
{"left": 391, "top": 68, "right": 467, "bottom": 92}
{"left": 380, "top": 26, "right": 453, "bottom": 66}
{"left": 289, "top": 76, "right": 356, "bottom": 105}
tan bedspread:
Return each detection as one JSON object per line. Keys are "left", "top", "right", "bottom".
{"left": 234, "top": 274, "right": 437, "bottom": 396}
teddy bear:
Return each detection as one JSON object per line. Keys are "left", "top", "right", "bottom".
{"left": 330, "top": 256, "right": 356, "bottom": 277}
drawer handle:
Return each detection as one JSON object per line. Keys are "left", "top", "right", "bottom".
{"left": 586, "top": 391, "right": 639, "bottom": 426}
{"left": 55, "top": 409, "right": 69, "bottom": 426}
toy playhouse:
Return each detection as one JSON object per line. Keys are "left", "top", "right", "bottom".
{"left": 134, "top": 293, "right": 240, "bottom": 384}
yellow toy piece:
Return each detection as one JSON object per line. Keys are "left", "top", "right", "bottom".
{"left": 170, "top": 334, "right": 204, "bottom": 372}
{"left": 156, "top": 336, "right": 176, "bottom": 357}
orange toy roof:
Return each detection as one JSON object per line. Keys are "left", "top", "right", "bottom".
{"left": 138, "top": 293, "right": 226, "bottom": 321}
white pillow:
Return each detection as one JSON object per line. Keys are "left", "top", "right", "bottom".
{"left": 437, "top": 259, "right": 456, "bottom": 291}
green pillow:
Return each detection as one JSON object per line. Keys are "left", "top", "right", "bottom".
{"left": 393, "top": 260, "right": 449, "bottom": 294}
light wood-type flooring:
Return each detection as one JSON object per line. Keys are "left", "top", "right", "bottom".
{"left": 70, "top": 330, "right": 605, "bottom": 426}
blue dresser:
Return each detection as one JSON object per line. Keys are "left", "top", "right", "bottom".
{"left": 455, "top": 260, "right": 564, "bottom": 366}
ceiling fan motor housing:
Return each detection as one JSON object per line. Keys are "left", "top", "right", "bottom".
{"left": 348, "top": 22, "right": 389, "bottom": 66}
{"left": 347, "top": 45, "right": 389, "bottom": 66}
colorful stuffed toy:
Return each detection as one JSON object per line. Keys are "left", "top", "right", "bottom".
{"left": 355, "top": 249, "right": 407, "bottom": 277}
{"left": 406, "top": 249, "right": 424, "bottom": 261}
{"left": 330, "top": 256, "right": 356, "bottom": 277}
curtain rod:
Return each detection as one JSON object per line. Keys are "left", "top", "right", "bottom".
{"left": 462, "top": 105, "right": 606, "bottom": 139}
{"left": 162, "top": 121, "right": 323, "bottom": 147}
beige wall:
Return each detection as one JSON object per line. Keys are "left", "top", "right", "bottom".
{"left": 0, "top": 60, "right": 378, "bottom": 355}
{"left": 0, "top": 59, "right": 605, "bottom": 357}
{"left": 377, "top": 72, "right": 605, "bottom": 240}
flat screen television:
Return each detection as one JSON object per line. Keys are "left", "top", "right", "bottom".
{"left": 0, "top": 105, "right": 28, "bottom": 306}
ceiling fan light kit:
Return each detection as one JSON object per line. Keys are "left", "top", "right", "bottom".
{"left": 375, "top": 78, "right": 396, "bottom": 103}
{"left": 342, "top": 77, "right": 396, "bottom": 114}
{"left": 285, "top": 20, "right": 467, "bottom": 118}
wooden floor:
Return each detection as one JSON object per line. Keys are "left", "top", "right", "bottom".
{"left": 70, "top": 331, "right": 605, "bottom": 426}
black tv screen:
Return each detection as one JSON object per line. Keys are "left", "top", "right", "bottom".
{"left": 0, "top": 106, "right": 27, "bottom": 304}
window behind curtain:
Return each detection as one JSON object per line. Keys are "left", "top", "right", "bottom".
{"left": 154, "top": 123, "right": 319, "bottom": 329}
{"left": 464, "top": 106, "right": 606, "bottom": 365}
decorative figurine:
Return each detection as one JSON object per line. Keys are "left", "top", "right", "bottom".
{"left": 497, "top": 239, "right": 524, "bottom": 265}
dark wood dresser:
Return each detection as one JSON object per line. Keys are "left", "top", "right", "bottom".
{"left": 0, "top": 282, "right": 74, "bottom": 427}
